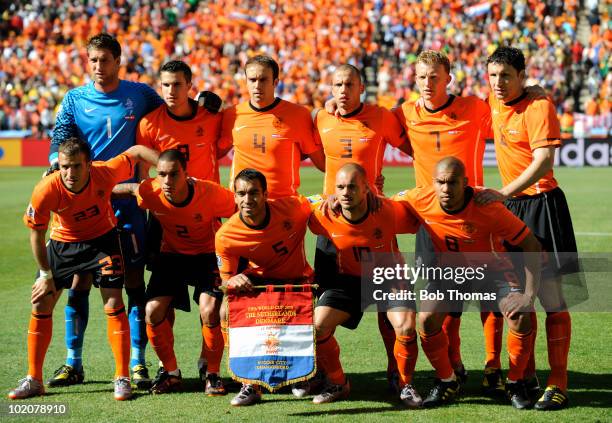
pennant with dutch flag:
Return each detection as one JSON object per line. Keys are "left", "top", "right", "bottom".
{"left": 227, "top": 284, "right": 317, "bottom": 391}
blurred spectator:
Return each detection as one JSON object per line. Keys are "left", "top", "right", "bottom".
{"left": 0, "top": 0, "right": 609, "bottom": 136}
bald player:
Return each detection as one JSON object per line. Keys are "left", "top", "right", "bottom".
{"left": 220, "top": 55, "right": 325, "bottom": 199}
{"left": 394, "top": 157, "right": 542, "bottom": 409}
{"left": 313, "top": 64, "right": 412, "bottom": 390}
{"left": 308, "top": 163, "right": 422, "bottom": 406}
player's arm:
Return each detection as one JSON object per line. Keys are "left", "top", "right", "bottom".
{"left": 123, "top": 145, "right": 160, "bottom": 167}
{"left": 49, "top": 93, "right": 78, "bottom": 167}
{"left": 216, "top": 232, "right": 253, "bottom": 292}
{"left": 30, "top": 228, "right": 56, "bottom": 303}
{"left": 475, "top": 146, "right": 556, "bottom": 204}
{"left": 307, "top": 148, "right": 326, "bottom": 171}
{"left": 503, "top": 232, "right": 541, "bottom": 319}
{"left": 111, "top": 183, "right": 140, "bottom": 199}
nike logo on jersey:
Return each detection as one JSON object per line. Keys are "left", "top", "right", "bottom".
{"left": 249, "top": 245, "right": 259, "bottom": 251}
{"left": 424, "top": 219, "right": 439, "bottom": 225}
{"left": 322, "top": 128, "right": 334, "bottom": 134}
{"left": 159, "top": 134, "right": 170, "bottom": 141}
{"left": 235, "top": 125, "right": 248, "bottom": 132}
{"left": 84, "top": 107, "right": 97, "bottom": 113}
{"left": 331, "top": 233, "right": 343, "bottom": 238}
{"left": 57, "top": 206, "right": 69, "bottom": 213}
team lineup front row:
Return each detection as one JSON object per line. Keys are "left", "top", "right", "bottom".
{"left": 8, "top": 34, "right": 576, "bottom": 412}
{"left": 11, "top": 139, "right": 573, "bottom": 411}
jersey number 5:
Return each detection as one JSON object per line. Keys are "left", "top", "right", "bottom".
{"left": 272, "top": 241, "right": 288, "bottom": 256}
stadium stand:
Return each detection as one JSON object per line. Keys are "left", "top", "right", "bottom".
{"left": 0, "top": 0, "right": 608, "bottom": 137}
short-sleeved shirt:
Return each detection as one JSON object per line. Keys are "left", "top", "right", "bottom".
{"left": 489, "top": 93, "right": 561, "bottom": 196}
{"left": 215, "top": 196, "right": 313, "bottom": 281}
{"left": 393, "top": 186, "right": 531, "bottom": 266}
{"left": 314, "top": 104, "right": 406, "bottom": 195}
{"left": 308, "top": 198, "right": 420, "bottom": 276}
{"left": 393, "top": 95, "right": 490, "bottom": 188}
{"left": 220, "top": 98, "right": 321, "bottom": 198}
{"left": 136, "top": 101, "right": 226, "bottom": 182}
{"left": 24, "top": 154, "right": 134, "bottom": 242}
{"left": 136, "top": 178, "right": 235, "bottom": 255}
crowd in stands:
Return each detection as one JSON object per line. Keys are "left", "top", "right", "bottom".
{"left": 0, "top": 0, "right": 609, "bottom": 137}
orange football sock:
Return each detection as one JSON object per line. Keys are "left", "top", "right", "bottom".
{"left": 146, "top": 318, "right": 177, "bottom": 373}
{"left": 378, "top": 313, "right": 398, "bottom": 375}
{"left": 105, "top": 306, "right": 130, "bottom": 378}
{"left": 27, "top": 312, "right": 52, "bottom": 382}
{"left": 316, "top": 334, "right": 345, "bottom": 385}
{"left": 419, "top": 329, "right": 454, "bottom": 380}
{"left": 202, "top": 325, "right": 224, "bottom": 374}
{"left": 481, "top": 311, "right": 503, "bottom": 369}
{"left": 525, "top": 312, "right": 538, "bottom": 377}
{"left": 545, "top": 312, "right": 571, "bottom": 391}
{"left": 507, "top": 328, "right": 533, "bottom": 381}
{"left": 394, "top": 334, "right": 418, "bottom": 385}
{"left": 442, "top": 314, "right": 462, "bottom": 369}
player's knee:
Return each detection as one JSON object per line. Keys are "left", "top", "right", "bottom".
{"left": 199, "top": 305, "right": 220, "bottom": 327}
{"left": 145, "top": 302, "right": 166, "bottom": 326}
{"left": 418, "top": 312, "right": 441, "bottom": 334}
{"left": 124, "top": 267, "right": 145, "bottom": 289}
{"left": 510, "top": 313, "right": 532, "bottom": 334}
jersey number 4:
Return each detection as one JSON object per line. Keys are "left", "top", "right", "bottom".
{"left": 253, "top": 134, "right": 266, "bottom": 153}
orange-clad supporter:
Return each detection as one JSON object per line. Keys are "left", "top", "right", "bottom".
{"left": 394, "top": 157, "right": 541, "bottom": 410}
{"left": 315, "top": 64, "right": 411, "bottom": 390}
{"left": 220, "top": 55, "right": 325, "bottom": 199}
{"left": 137, "top": 60, "right": 228, "bottom": 183}
{"left": 306, "top": 163, "right": 421, "bottom": 407}
{"left": 214, "top": 168, "right": 313, "bottom": 406}
{"left": 10, "top": 138, "right": 158, "bottom": 402}
{"left": 478, "top": 47, "right": 578, "bottom": 411}
{"left": 112, "top": 149, "right": 235, "bottom": 396}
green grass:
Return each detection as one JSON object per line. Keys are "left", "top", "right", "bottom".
{"left": 0, "top": 166, "right": 611, "bottom": 422}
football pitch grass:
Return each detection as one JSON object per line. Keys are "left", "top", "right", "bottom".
{"left": 0, "top": 166, "right": 611, "bottom": 422}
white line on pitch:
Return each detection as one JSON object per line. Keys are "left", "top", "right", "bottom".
{"left": 575, "top": 232, "right": 612, "bottom": 236}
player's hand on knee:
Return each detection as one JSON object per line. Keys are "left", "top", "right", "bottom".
{"left": 501, "top": 292, "right": 534, "bottom": 320}
{"left": 226, "top": 273, "right": 253, "bottom": 293}
{"left": 31, "top": 276, "right": 56, "bottom": 304}
{"left": 474, "top": 188, "right": 507, "bottom": 205}
{"left": 197, "top": 91, "right": 222, "bottom": 114}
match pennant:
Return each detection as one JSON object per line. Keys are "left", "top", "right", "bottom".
{"left": 227, "top": 284, "right": 317, "bottom": 391}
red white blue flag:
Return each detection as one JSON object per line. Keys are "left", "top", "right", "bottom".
{"left": 227, "top": 285, "right": 316, "bottom": 391}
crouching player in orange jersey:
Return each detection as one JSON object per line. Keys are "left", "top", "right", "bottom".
{"left": 308, "top": 163, "right": 422, "bottom": 406}
{"left": 393, "top": 157, "right": 542, "bottom": 409}
{"left": 113, "top": 149, "right": 236, "bottom": 395}
{"left": 215, "top": 168, "right": 315, "bottom": 406}
{"left": 10, "top": 138, "right": 159, "bottom": 401}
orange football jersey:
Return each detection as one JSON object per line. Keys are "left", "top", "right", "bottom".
{"left": 24, "top": 154, "right": 134, "bottom": 242}
{"left": 137, "top": 102, "right": 226, "bottom": 182}
{"left": 489, "top": 93, "right": 561, "bottom": 196}
{"left": 393, "top": 95, "right": 490, "bottom": 188}
{"left": 308, "top": 198, "right": 419, "bottom": 276}
{"left": 136, "top": 178, "right": 235, "bottom": 255}
{"left": 215, "top": 196, "right": 313, "bottom": 281}
{"left": 393, "top": 186, "right": 530, "bottom": 258}
{"left": 220, "top": 99, "right": 321, "bottom": 199}
{"left": 314, "top": 104, "right": 407, "bottom": 195}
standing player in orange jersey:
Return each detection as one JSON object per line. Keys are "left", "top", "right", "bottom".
{"left": 9, "top": 138, "right": 159, "bottom": 401}
{"left": 113, "top": 149, "right": 236, "bottom": 396}
{"left": 136, "top": 60, "right": 229, "bottom": 382}
{"left": 392, "top": 50, "right": 493, "bottom": 387}
{"left": 393, "top": 157, "right": 542, "bottom": 409}
{"left": 137, "top": 60, "right": 230, "bottom": 183}
{"left": 314, "top": 64, "right": 413, "bottom": 392}
{"left": 477, "top": 47, "right": 578, "bottom": 411}
{"left": 308, "top": 163, "right": 422, "bottom": 407}
{"left": 220, "top": 55, "right": 325, "bottom": 199}
{"left": 215, "top": 169, "right": 315, "bottom": 406}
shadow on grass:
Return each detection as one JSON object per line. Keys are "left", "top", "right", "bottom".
{"left": 286, "top": 369, "right": 612, "bottom": 417}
